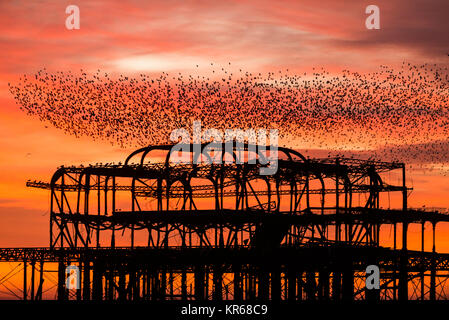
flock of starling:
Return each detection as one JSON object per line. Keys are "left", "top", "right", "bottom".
{"left": 8, "top": 62, "right": 449, "bottom": 172}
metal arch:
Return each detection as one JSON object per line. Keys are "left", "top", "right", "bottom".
{"left": 278, "top": 146, "right": 308, "bottom": 163}
{"left": 124, "top": 143, "right": 310, "bottom": 170}
{"left": 124, "top": 145, "right": 153, "bottom": 165}
{"left": 127, "top": 142, "right": 282, "bottom": 168}
{"left": 50, "top": 167, "right": 67, "bottom": 187}
{"left": 124, "top": 144, "right": 174, "bottom": 166}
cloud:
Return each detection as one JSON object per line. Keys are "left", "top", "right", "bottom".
{"left": 114, "top": 54, "right": 215, "bottom": 71}
{"left": 0, "top": 0, "right": 447, "bottom": 78}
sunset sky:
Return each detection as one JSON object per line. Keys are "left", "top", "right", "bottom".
{"left": 0, "top": 0, "right": 448, "bottom": 249}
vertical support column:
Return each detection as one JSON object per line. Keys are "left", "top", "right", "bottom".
{"left": 258, "top": 268, "right": 269, "bottom": 300}
{"left": 402, "top": 163, "right": 407, "bottom": 211}
{"left": 430, "top": 222, "right": 436, "bottom": 300}
{"left": 421, "top": 222, "right": 425, "bottom": 300}
{"left": 84, "top": 174, "right": 91, "bottom": 246}
{"left": 205, "top": 269, "right": 210, "bottom": 299}
{"left": 36, "top": 260, "right": 44, "bottom": 301}
{"left": 150, "top": 269, "right": 160, "bottom": 301}
{"left": 169, "top": 271, "right": 174, "bottom": 299}
{"left": 332, "top": 271, "right": 341, "bottom": 301}
{"left": 402, "top": 224, "right": 408, "bottom": 251}
{"left": 288, "top": 269, "right": 297, "bottom": 301}
{"left": 247, "top": 272, "right": 254, "bottom": 300}
{"left": 31, "top": 260, "right": 36, "bottom": 301}
{"left": 133, "top": 269, "right": 141, "bottom": 301}
{"left": 335, "top": 159, "right": 340, "bottom": 242}
{"left": 60, "top": 174, "right": 65, "bottom": 248}
{"left": 195, "top": 265, "right": 205, "bottom": 300}
{"left": 233, "top": 264, "right": 242, "bottom": 301}
{"left": 76, "top": 260, "right": 82, "bottom": 301}
{"left": 92, "top": 260, "right": 103, "bottom": 300}
{"left": 50, "top": 188, "right": 54, "bottom": 248}
{"left": 118, "top": 267, "right": 126, "bottom": 300}
{"left": 399, "top": 222, "right": 408, "bottom": 301}
{"left": 92, "top": 260, "right": 103, "bottom": 301}
{"left": 213, "top": 265, "right": 223, "bottom": 301}
{"left": 305, "top": 271, "right": 316, "bottom": 300}
{"left": 82, "top": 260, "right": 91, "bottom": 300}
{"left": 306, "top": 172, "right": 310, "bottom": 209}
{"left": 297, "top": 271, "right": 303, "bottom": 301}
{"left": 111, "top": 176, "right": 116, "bottom": 248}
{"left": 97, "top": 175, "right": 101, "bottom": 248}
{"left": 402, "top": 163, "right": 408, "bottom": 252}
{"left": 399, "top": 164, "right": 408, "bottom": 301}
{"left": 317, "top": 270, "right": 323, "bottom": 300}
{"left": 131, "top": 178, "right": 136, "bottom": 248}
{"left": 319, "top": 269, "right": 330, "bottom": 301}
{"left": 57, "top": 260, "right": 66, "bottom": 301}
{"left": 128, "top": 263, "right": 136, "bottom": 300}
{"left": 271, "top": 268, "right": 281, "bottom": 301}
{"left": 160, "top": 268, "right": 167, "bottom": 300}
{"left": 23, "top": 260, "right": 27, "bottom": 301}
{"left": 342, "top": 259, "right": 354, "bottom": 301}
{"left": 393, "top": 223, "right": 397, "bottom": 250}
{"left": 107, "top": 270, "right": 114, "bottom": 300}
{"left": 393, "top": 223, "right": 397, "bottom": 300}
{"left": 433, "top": 222, "right": 436, "bottom": 253}
{"left": 181, "top": 269, "right": 187, "bottom": 300}
{"left": 146, "top": 269, "right": 152, "bottom": 300}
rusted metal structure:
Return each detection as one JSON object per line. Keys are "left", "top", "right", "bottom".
{"left": 1, "top": 142, "right": 449, "bottom": 301}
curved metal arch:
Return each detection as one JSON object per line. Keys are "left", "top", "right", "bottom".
{"left": 277, "top": 146, "right": 308, "bottom": 163}
{"left": 124, "top": 142, "right": 308, "bottom": 168}
{"left": 124, "top": 146, "right": 152, "bottom": 165}
{"left": 50, "top": 167, "right": 67, "bottom": 187}
{"left": 128, "top": 142, "right": 272, "bottom": 168}
{"left": 124, "top": 144, "right": 174, "bottom": 166}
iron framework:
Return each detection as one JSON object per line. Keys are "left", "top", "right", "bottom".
{"left": 2, "top": 142, "right": 449, "bottom": 301}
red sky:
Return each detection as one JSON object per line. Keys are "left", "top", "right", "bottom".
{"left": 0, "top": 0, "right": 448, "bottom": 248}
